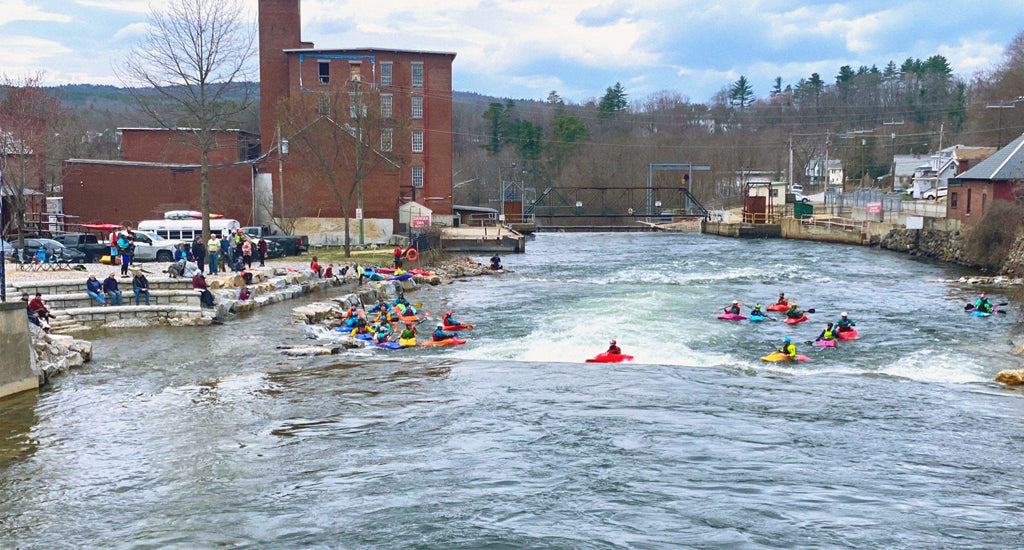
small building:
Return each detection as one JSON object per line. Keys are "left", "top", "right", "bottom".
{"left": 806, "top": 158, "right": 843, "bottom": 187}
{"left": 946, "top": 134, "right": 1024, "bottom": 225}
{"left": 909, "top": 145, "right": 996, "bottom": 199}
{"left": 744, "top": 180, "right": 786, "bottom": 223}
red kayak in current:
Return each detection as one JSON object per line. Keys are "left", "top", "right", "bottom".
{"left": 586, "top": 352, "right": 634, "bottom": 363}
{"left": 767, "top": 303, "right": 789, "bottom": 312}
{"left": 784, "top": 314, "right": 809, "bottom": 325}
{"left": 837, "top": 329, "right": 859, "bottom": 340}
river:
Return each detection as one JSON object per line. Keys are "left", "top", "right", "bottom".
{"left": 2, "top": 232, "right": 1024, "bottom": 549}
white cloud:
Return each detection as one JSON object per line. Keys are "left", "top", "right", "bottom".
{"left": 0, "top": 35, "right": 72, "bottom": 73}
{"left": 112, "top": 22, "right": 152, "bottom": 43}
{"left": 0, "top": 0, "right": 71, "bottom": 25}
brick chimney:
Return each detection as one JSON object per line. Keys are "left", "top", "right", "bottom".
{"left": 259, "top": 0, "right": 304, "bottom": 152}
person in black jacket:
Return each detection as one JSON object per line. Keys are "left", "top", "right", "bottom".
{"left": 192, "top": 237, "right": 206, "bottom": 274}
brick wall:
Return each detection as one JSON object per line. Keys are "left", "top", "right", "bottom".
{"left": 121, "top": 129, "right": 250, "bottom": 165}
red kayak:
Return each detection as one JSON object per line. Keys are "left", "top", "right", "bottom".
{"left": 837, "top": 329, "right": 859, "bottom": 340}
{"left": 420, "top": 338, "right": 466, "bottom": 347}
{"left": 586, "top": 352, "right": 634, "bottom": 363}
{"left": 784, "top": 314, "right": 809, "bottom": 325}
{"left": 717, "top": 313, "right": 747, "bottom": 321}
{"left": 767, "top": 304, "right": 789, "bottom": 312}
{"left": 443, "top": 323, "right": 474, "bottom": 331}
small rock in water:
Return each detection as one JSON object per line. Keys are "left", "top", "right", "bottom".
{"left": 995, "top": 369, "right": 1024, "bottom": 386}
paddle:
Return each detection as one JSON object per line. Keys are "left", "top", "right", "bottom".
{"left": 965, "top": 302, "right": 1007, "bottom": 314}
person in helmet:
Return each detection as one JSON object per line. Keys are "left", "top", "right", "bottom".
{"left": 398, "top": 320, "right": 418, "bottom": 344}
{"left": 816, "top": 322, "right": 837, "bottom": 343}
{"left": 607, "top": 340, "right": 622, "bottom": 355}
{"left": 785, "top": 301, "right": 804, "bottom": 319}
{"left": 775, "top": 293, "right": 788, "bottom": 307}
{"left": 442, "top": 310, "right": 460, "bottom": 327}
{"left": 778, "top": 337, "right": 797, "bottom": 359}
{"left": 835, "top": 312, "right": 856, "bottom": 332}
{"left": 350, "top": 317, "right": 371, "bottom": 337}
{"left": 750, "top": 303, "right": 765, "bottom": 317}
{"left": 723, "top": 300, "right": 742, "bottom": 315}
{"left": 974, "top": 293, "right": 993, "bottom": 314}
{"left": 433, "top": 323, "right": 456, "bottom": 342}
{"left": 373, "top": 322, "right": 392, "bottom": 344}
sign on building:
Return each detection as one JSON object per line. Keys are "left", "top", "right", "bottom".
{"left": 866, "top": 202, "right": 882, "bottom": 214}
{"left": 411, "top": 216, "right": 430, "bottom": 229}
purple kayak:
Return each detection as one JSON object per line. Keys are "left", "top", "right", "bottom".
{"left": 718, "top": 313, "right": 747, "bottom": 321}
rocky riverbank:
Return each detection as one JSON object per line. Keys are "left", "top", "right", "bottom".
{"left": 27, "top": 323, "right": 93, "bottom": 386}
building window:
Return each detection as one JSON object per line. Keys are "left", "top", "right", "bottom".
{"left": 381, "top": 128, "right": 393, "bottom": 152}
{"left": 950, "top": 192, "right": 958, "bottom": 209}
{"left": 412, "top": 96, "right": 423, "bottom": 119}
{"left": 982, "top": 193, "right": 987, "bottom": 215}
{"left": 317, "top": 93, "right": 330, "bottom": 116}
{"left": 411, "top": 62, "right": 424, "bottom": 87}
{"left": 318, "top": 60, "right": 330, "bottom": 85}
{"left": 381, "top": 93, "right": 392, "bottom": 118}
{"left": 412, "top": 130, "right": 423, "bottom": 153}
{"left": 412, "top": 166, "right": 424, "bottom": 188}
{"left": 348, "top": 92, "right": 366, "bottom": 118}
{"left": 381, "top": 62, "right": 393, "bottom": 86}
{"left": 966, "top": 188, "right": 972, "bottom": 214}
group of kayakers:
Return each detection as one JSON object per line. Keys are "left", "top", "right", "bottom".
{"left": 341, "top": 293, "right": 469, "bottom": 348}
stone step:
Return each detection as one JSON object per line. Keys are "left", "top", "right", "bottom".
{"left": 7, "top": 276, "right": 197, "bottom": 297}
{"left": 41, "top": 289, "right": 201, "bottom": 310}
{"left": 62, "top": 304, "right": 203, "bottom": 326}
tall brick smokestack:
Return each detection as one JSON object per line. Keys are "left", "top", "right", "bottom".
{"left": 259, "top": 0, "right": 303, "bottom": 152}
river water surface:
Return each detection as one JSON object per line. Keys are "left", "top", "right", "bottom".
{"left": 3, "top": 233, "right": 1024, "bottom": 549}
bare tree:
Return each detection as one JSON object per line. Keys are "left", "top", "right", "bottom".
{"left": 118, "top": 0, "right": 255, "bottom": 241}
{"left": 0, "top": 74, "right": 76, "bottom": 247}
{"left": 277, "top": 83, "right": 404, "bottom": 257}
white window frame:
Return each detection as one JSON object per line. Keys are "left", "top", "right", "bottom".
{"left": 381, "top": 61, "right": 393, "bottom": 86}
{"left": 411, "top": 95, "right": 423, "bottom": 119}
{"left": 411, "top": 130, "right": 423, "bottom": 153}
{"left": 381, "top": 128, "right": 393, "bottom": 152}
{"left": 318, "top": 60, "right": 330, "bottom": 85}
{"left": 381, "top": 93, "right": 392, "bottom": 118}
{"left": 411, "top": 61, "right": 424, "bottom": 87}
{"left": 412, "top": 166, "right": 424, "bottom": 188}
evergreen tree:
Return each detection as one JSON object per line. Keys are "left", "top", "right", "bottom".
{"left": 729, "top": 75, "right": 754, "bottom": 109}
{"left": 598, "top": 82, "right": 628, "bottom": 118}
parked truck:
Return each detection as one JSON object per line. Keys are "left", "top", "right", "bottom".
{"left": 241, "top": 226, "right": 309, "bottom": 256}
{"left": 53, "top": 233, "right": 110, "bottom": 263}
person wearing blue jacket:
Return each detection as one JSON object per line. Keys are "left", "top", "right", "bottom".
{"left": 86, "top": 274, "right": 106, "bottom": 306}
{"left": 103, "top": 273, "right": 123, "bottom": 305}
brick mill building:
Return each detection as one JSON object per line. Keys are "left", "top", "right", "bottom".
{"left": 63, "top": 0, "right": 455, "bottom": 234}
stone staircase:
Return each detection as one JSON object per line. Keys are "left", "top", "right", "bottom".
{"left": 6, "top": 277, "right": 204, "bottom": 334}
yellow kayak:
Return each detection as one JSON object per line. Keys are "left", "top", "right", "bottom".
{"left": 398, "top": 338, "right": 417, "bottom": 347}
{"left": 761, "top": 352, "right": 810, "bottom": 362}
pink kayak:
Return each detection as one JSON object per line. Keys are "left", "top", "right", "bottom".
{"left": 815, "top": 339, "right": 837, "bottom": 347}
{"left": 717, "top": 313, "right": 747, "bottom": 321}
{"left": 837, "top": 329, "right": 858, "bottom": 340}
{"left": 586, "top": 352, "right": 634, "bottom": 363}
{"left": 785, "top": 314, "right": 809, "bottom": 325}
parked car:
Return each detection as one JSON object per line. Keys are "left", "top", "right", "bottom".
{"left": 14, "top": 238, "right": 88, "bottom": 263}
{"left": 242, "top": 225, "right": 309, "bottom": 256}
{"left": 790, "top": 184, "right": 810, "bottom": 203}
{"left": 133, "top": 231, "right": 185, "bottom": 262}
{"left": 54, "top": 233, "right": 110, "bottom": 262}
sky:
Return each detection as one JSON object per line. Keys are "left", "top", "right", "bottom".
{"left": 2, "top": 0, "right": 1023, "bottom": 104}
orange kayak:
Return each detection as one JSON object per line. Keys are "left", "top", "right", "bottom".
{"left": 420, "top": 338, "right": 466, "bottom": 347}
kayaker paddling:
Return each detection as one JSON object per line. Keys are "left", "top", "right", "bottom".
{"left": 974, "top": 294, "right": 993, "bottom": 314}
{"left": 816, "top": 323, "right": 837, "bottom": 343}
{"left": 723, "top": 300, "right": 742, "bottom": 315}
{"left": 785, "top": 302, "right": 804, "bottom": 319}
{"left": 607, "top": 340, "right": 621, "bottom": 355}
{"left": 778, "top": 337, "right": 797, "bottom": 360}
{"left": 836, "top": 312, "right": 856, "bottom": 332}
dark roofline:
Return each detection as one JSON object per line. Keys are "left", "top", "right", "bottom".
{"left": 283, "top": 47, "right": 456, "bottom": 58}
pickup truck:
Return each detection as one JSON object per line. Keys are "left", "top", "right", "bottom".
{"left": 54, "top": 233, "right": 110, "bottom": 262}
{"left": 242, "top": 226, "right": 309, "bottom": 256}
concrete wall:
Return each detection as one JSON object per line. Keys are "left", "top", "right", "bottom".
{"left": 781, "top": 218, "right": 867, "bottom": 245}
{"left": 702, "top": 221, "right": 782, "bottom": 238}
{"left": 0, "top": 302, "right": 39, "bottom": 399}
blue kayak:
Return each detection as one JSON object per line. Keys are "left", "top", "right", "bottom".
{"left": 749, "top": 314, "right": 765, "bottom": 322}
{"left": 970, "top": 310, "right": 992, "bottom": 317}
{"left": 355, "top": 333, "right": 374, "bottom": 340}
{"left": 376, "top": 341, "right": 404, "bottom": 350}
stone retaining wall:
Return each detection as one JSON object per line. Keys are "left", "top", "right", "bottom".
{"left": 879, "top": 229, "right": 968, "bottom": 264}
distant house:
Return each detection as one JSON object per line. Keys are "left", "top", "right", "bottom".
{"left": 909, "top": 145, "right": 996, "bottom": 199}
{"left": 946, "top": 134, "right": 1024, "bottom": 225}
{"left": 805, "top": 158, "right": 843, "bottom": 187}
{"left": 893, "top": 154, "right": 922, "bottom": 191}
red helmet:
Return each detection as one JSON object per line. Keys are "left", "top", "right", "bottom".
{"left": 445, "top": 311, "right": 452, "bottom": 316}
{"left": 610, "top": 340, "right": 616, "bottom": 345}
{"left": 405, "top": 320, "right": 413, "bottom": 326}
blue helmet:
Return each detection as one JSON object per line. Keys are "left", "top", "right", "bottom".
{"left": 783, "top": 337, "right": 791, "bottom": 343}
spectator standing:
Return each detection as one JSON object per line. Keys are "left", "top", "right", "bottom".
{"left": 257, "top": 237, "right": 268, "bottom": 267}
{"left": 132, "top": 270, "right": 150, "bottom": 305}
{"left": 241, "top": 238, "right": 253, "bottom": 269}
{"left": 207, "top": 234, "right": 220, "bottom": 275}
{"left": 219, "top": 233, "right": 231, "bottom": 272}
{"left": 117, "top": 231, "right": 135, "bottom": 277}
{"left": 394, "top": 245, "right": 403, "bottom": 268}
{"left": 86, "top": 274, "right": 106, "bottom": 306}
{"left": 192, "top": 237, "right": 206, "bottom": 274}
{"left": 103, "top": 273, "right": 124, "bottom": 305}
{"left": 233, "top": 229, "right": 245, "bottom": 262}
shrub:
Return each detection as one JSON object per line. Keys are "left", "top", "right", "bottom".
{"left": 963, "top": 201, "right": 1024, "bottom": 271}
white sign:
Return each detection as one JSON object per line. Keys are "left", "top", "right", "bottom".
{"left": 655, "top": 201, "right": 662, "bottom": 207}
{"left": 906, "top": 216, "right": 924, "bottom": 230}
{"left": 355, "top": 208, "right": 363, "bottom": 220}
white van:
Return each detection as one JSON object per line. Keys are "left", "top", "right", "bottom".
{"left": 136, "top": 218, "right": 241, "bottom": 242}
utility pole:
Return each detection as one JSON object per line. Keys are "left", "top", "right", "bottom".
{"left": 986, "top": 102, "right": 1016, "bottom": 149}
{"left": 788, "top": 135, "right": 794, "bottom": 191}
{"left": 883, "top": 120, "right": 904, "bottom": 191}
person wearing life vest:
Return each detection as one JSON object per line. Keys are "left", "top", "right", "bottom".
{"left": 778, "top": 337, "right": 797, "bottom": 359}
{"left": 433, "top": 323, "right": 455, "bottom": 342}
{"left": 775, "top": 293, "right": 788, "bottom": 307}
{"left": 442, "top": 311, "right": 460, "bottom": 327}
{"left": 785, "top": 302, "right": 804, "bottom": 319}
{"left": 835, "top": 312, "right": 856, "bottom": 332}
{"left": 750, "top": 303, "right": 765, "bottom": 317}
{"left": 376, "top": 307, "right": 396, "bottom": 326}
{"left": 374, "top": 322, "right": 393, "bottom": 344}
{"left": 607, "top": 340, "right": 621, "bottom": 355}
{"left": 350, "top": 318, "right": 371, "bottom": 337}
{"left": 399, "top": 320, "right": 417, "bottom": 340}
{"left": 342, "top": 305, "right": 360, "bottom": 322}
{"left": 974, "top": 294, "right": 993, "bottom": 313}
{"left": 724, "top": 300, "right": 742, "bottom": 315}
{"left": 816, "top": 323, "right": 837, "bottom": 343}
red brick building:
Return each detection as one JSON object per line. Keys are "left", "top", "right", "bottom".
{"left": 258, "top": 0, "right": 455, "bottom": 220}
{"left": 120, "top": 128, "right": 259, "bottom": 165}
{"left": 946, "top": 133, "right": 1024, "bottom": 225}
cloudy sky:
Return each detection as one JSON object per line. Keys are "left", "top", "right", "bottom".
{"left": 2, "top": 0, "right": 1022, "bottom": 104}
